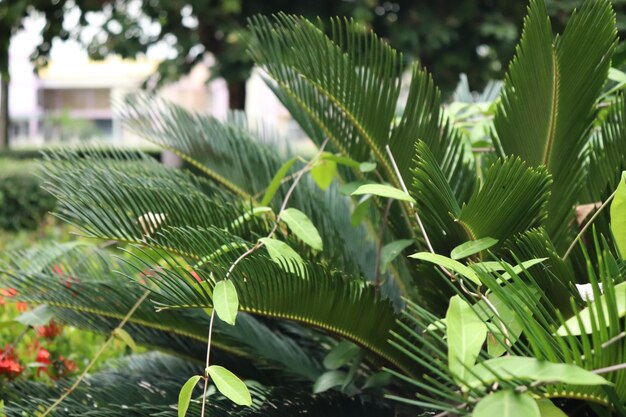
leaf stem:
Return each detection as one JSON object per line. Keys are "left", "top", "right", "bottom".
{"left": 40, "top": 290, "right": 150, "bottom": 417}
{"left": 562, "top": 190, "right": 617, "bottom": 260}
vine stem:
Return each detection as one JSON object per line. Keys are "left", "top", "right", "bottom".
{"left": 562, "top": 190, "right": 617, "bottom": 260}
{"left": 40, "top": 290, "right": 150, "bottom": 417}
{"left": 199, "top": 138, "right": 329, "bottom": 417}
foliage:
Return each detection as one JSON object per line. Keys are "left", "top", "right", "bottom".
{"left": 2, "top": 0, "right": 626, "bottom": 416}
{"left": 0, "top": 159, "right": 56, "bottom": 231}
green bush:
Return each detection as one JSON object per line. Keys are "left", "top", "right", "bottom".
{"left": 0, "top": 159, "right": 56, "bottom": 231}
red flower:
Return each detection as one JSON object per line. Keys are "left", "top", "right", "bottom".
{"left": 0, "top": 345, "right": 23, "bottom": 379}
{"left": 37, "top": 320, "right": 63, "bottom": 340}
{"left": 0, "top": 287, "right": 18, "bottom": 306}
{"left": 35, "top": 348, "right": 52, "bottom": 377}
{"left": 16, "top": 301, "right": 28, "bottom": 312}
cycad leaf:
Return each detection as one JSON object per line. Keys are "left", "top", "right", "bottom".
{"left": 494, "top": 0, "right": 617, "bottom": 249}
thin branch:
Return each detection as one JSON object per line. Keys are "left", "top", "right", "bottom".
{"left": 562, "top": 190, "right": 617, "bottom": 260}
{"left": 592, "top": 362, "right": 626, "bottom": 375}
{"left": 199, "top": 138, "right": 329, "bottom": 417}
{"left": 40, "top": 290, "right": 150, "bottom": 417}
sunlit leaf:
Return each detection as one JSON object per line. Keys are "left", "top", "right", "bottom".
{"left": 311, "top": 155, "right": 337, "bottom": 190}
{"left": 261, "top": 157, "right": 298, "bottom": 205}
{"left": 114, "top": 328, "right": 138, "bottom": 351}
{"left": 610, "top": 171, "right": 626, "bottom": 257}
{"left": 450, "top": 237, "right": 498, "bottom": 260}
{"left": 409, "top": 252, "right": 481, "bottom": 285}
{"left": 281, "top": 208, "right": 323, "bottom": 251}
{"left": 259, "top": 237, "right": 304, "bottom": 275}
{"left": 351, "top": 184, "right": 415, "bottom": 203}
{"left": 178, "top": 375, "right": 202, "bottom": 417}
{"left": 473, "top": 390, "right": 539, "bottom": 417}
{"left": 208, "top": 365, "right": 252, "bottom": 406}
{"left": 213, "top": 279, "right": 239, "bottom": 325}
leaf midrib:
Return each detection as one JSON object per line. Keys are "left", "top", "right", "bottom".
{"left": 541, "top": 48, "right": 559, "bottom": 167}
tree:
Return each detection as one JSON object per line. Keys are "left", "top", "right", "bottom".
{"left": 2, "top": 0, "right": 626, "bottom": 415}
{"left": 0, "top": 0, "right": 104, "bottom": 149}
{"left": 83, "top": 0, "right": 374, "bottom": 110}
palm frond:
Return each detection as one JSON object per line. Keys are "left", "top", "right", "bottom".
{"left": 494, "top": 0, "right": 617, "bottom": 250}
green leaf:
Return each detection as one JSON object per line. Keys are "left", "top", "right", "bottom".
{"left": 261, "top": 157, "right": 298, "bottom": 206}
{"left": 339, "top": 181, "right": 372, "bottom": 196}
{"left": 178, "top": 375, "right": 202, "bottom": 417}
{"left": 323, "top": 341, "right": 360, "bottom": 370}
{"left": 466, "top": 356, "right": 611, "bottom": 389}
{"left": 473, "top": 390, "right": 539, "bottom": 417}
{"left": 409, "top": 252, "right": 481, "bottom": 285}
{"left": 16, "top": 305, "right": 54, "bottom": 327}
{"left": 311, "top": 156, "right": 337, "bottom": 190}
{"left": 351, "top": 198, "right": 371, "bottom": 227}
{"left": 351, "top": 184, "right": 415, "bottom": 203}
{"left": 258, "top": 237, "right": 304, "bottom": 275}
{"left": 446, "top": 295, "right": 487, "bottom": 384}
{"left": 362, "top": 371, "right": 393, "bottom": 389}
{"left": 359, "top": 162, "right": 377, "bottom": 172}
{"left": 556, "top": 281, "right": 626, "bottom": 336}
{"left": 451, "top": 237, "right": 498, "bottom": 260}
{"left": 380, "top": 239, "right": 413, "bottom": 274}
{"left": 536, "top": 400, "right": 568, "bottom": 417}
{"left": 114, "top": 328, "right": 138, "bottom": 351}
{"left": 610, "top": 171, "right": 626, "bottom": 257}
{"left": 281, "top": 208, "right": 323, "bottom": 251}
{"left": 313, "top": 370, "right": 347, "bottom": 393}
{"left": 213, "top": 280, "right": 239, "bottom": 325}
{"left": 207, "top": 365, "right": 252, "bottom": 406}
{"left": 320, "top": 153, "right": 361, "bottom": 169}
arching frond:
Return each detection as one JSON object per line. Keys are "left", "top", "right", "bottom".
{"left": 494, "top": 0, "right": 617, "bottom": 250}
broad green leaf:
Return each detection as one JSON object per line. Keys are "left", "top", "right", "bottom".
{"left": 451, "top": 237, "right": 498, "bottom": 260}
{"left": 610, "top": 171, "right": 626, "bottom": 257}
{"left": 281, "top": 208, "right": 323, "bottom": 251}
{"left": 380, "top": 239, "right": 413, "bottom": 274}
{"left": 114, "top": 328, "right": 138, "bottom": 351}
{"left": 359, "top": 162, "right": 377, "bottom": 172}
{"left": 409, "top": 252, "right": 481, "bottom": 285}
{"left": 556, "top": 281, "right": 626, "bottom": 335}
{"left": 207, "top": 365, "right": 252, "bottom": 406}
{"left": 466, "top": 356, "right": 611, "bottom": 389}
{"left": 339, "top": 181, "right": 372, "bottom": 196}
{"left": 320, "top": 153, "right": 360, "bottom": 169}
{"left": 473, "top": 390, "right": 539, "bottom": 417}
{"left": 261, "top": 157, "right": 298, "bottom": 206}
{"left": 351, "top": 198, "right": 371, "bottom": 227}
{"left": 16, "top": 305, "right": 54, "bottom": 327}
{"left": 323, "top": 341, "right": 360, "bottom": 370}
{"left": 258, "top": 237, "right": 304, "bottom": 275}
{"left": 362, "top": 372, "right": 393, "bottom": 389}
{"left": 446, "top": 295, "right": 487, "bottom": 383}
{"left": 311, "top": 156, "right": 337, "bottom": 190}
{"left": 609, "top": 68, "right": 626, "bottom": 83}
{"left": 178, "top": 375, "right": 202, "bottom": 417}
{"left": 536, "top": 400, "right": 568, "bottom": 417}
{"left": 213, "top": 280, "right": 239, "bottom": 325}
{"left": 313, "top": 370, "right": 347, "bottom": 393}
{"left": 352, "top": 184, "right": 415, "bottom": 203}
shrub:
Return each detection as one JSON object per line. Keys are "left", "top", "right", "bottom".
{"left": 0, "top": 159, "right": 56, "bottom": 231}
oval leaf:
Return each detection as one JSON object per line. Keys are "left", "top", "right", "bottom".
{"left": 313, "top": 370, "right": 347, "bottom": 394}
{"left": 178, "top": 375, "right": 202, "bottom": 417}
{"left": 466, "top": 356, "right": 611, "bottom": 389}
{"left": 473, "top": 390, "right": 539, "bottom": 417}
{"left": 208, "top": 365, "right": 252, "bottom": 406}
{"left": 451, "top": 237, "right": 498, "bottom": 260}
{"left": 446, "top": 295, "right": 487, "bottom": 383}
{"left": 261, "top": 157, "right": 298, "bottom": 206}
{"left": 16, "top": 305, "right": 54, "bottom": 327}
{"left": 213, "top": 280, "right": 239, "bottom": 325}
{"left": 351, "top": 184, "right": 415, "bottom": 203}
{"left": 610, "top": 172, "right": 626, "bottom": 258}
{"left": 351, "top": 198, "right": 371, "bottom": 227}
{"left": 323, "top": 341, "right": 360, "bottom": 370}
{"left": 281, "top": 208, "right": 323, "bottom": 251}
{"left": 409, "top": 252, "right": 481, "bottom": 285}
{"left": 359, "top": 162, "right": 377, "bottom": 172}
{"left": 311, "top": 156, "right": 337, "bottom": 191}
{"left": 114, "top": 328, "right": 138, "bottom": 351}
{"left": 259, "top": 237, "right": 304, "bottom": 276}
{"left": 380, "top": 239, "right": 413, "bottom": 274}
